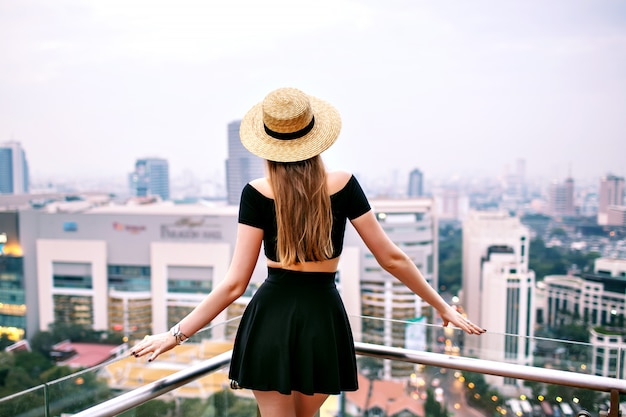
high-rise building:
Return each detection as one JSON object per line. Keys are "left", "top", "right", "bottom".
{"left": 548, "top": 177, "right": 575, "bottom": 217}
{"left": 225, "top": 120, "right": 265, "bottom": 206}
{"left": 407, "top": 168, "right": 423, "bottom": 197}
{"left": 128, "top": 158, "right": 170, "bottom": 201}
{"left": 0, "top": 141, "right": 29, "bottom": 195}
{"left": 501, "top": 158, "right": 527, "bottom": 213}
{"left": 598, "top": 174, "right": 625, "bottom": 225}
{"left": 462, "top": 211, "right": 535, "bottom": 392}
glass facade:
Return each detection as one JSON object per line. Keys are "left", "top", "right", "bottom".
{"left": 108, "top": 295, "right": 152, "bottom": 339}
{"left": 0, "top": 256, "right": 26, "bottom": 340}
{"left": 107, "top": 265, "right": 152, "bottom": 339}
{"left": 108, "top": 265, "right": 151, "bottom": 291}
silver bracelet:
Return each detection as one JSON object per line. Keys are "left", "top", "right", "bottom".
{"left": 169, "top": 323, "right": 189, "bottom": 345}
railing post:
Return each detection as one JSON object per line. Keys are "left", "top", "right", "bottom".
{"left": 43, "top": 382, "right": 50, "bottom": 417}
{"left": 608, "top": 388, "right": 621, "bottom": 417}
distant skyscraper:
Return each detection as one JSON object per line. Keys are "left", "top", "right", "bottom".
{"left": 462, "top": 211, "right": 535, "bottom": 392}
{"left": 225, "top": 120, "right": 264, "bottom": 205}
{"left": 129, "top": 158, "right": 170, "bottom": 201}
{"left": 598, "top": 174, "right": 625, "bottom": 225}
{"left": 0, "top": 141, "right": 29, "bottom": 195}
{"left": 498, "top": 159, "right": 527, "bottom": 214}
{"left": 548, "top": 177, "right": 575, "bottom": 217}
{"left": 407, "top": 168, "right": 423, "bottom": 197}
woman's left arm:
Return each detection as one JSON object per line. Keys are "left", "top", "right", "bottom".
{"left": 131, "top": 224, "right": 264, "bottom": 361}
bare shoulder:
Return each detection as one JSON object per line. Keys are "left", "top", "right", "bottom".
{"left": 327, "top": 170, "right": 353, "bottom": 194}
{"left": 249, "top": 177, "right": 274, "bottom": 198}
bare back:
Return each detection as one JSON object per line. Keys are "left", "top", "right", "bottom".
{"left": 250, "top": 170, "right": 354, "bottom": 272}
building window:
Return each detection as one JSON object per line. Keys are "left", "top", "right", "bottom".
{"left": 53, "top": 294, "right": 93, "bottom": 326}
{"left": 108, "top": 265, "right": 151, "bottom": 291}
{"left": 53, "top": 262, "right": 92, "bottom": 289}
{"left": 167, "top": 266, "right": 212, "bottom": 294}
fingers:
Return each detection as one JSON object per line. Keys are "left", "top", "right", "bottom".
{"left": 461, "top": 317, "right": 486, "bottom": 335}
{"left": 130, "top": 332, "right": 176, "bottom": 362}
{"left": 130, "top": 335, "right": 160, "bottom": 361}
{"left": 442, "top": 311, "right": 486, "bottom": 335}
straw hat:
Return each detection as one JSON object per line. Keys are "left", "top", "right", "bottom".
{"left": 239, "top": 87, "right": 341, "bottom": 162}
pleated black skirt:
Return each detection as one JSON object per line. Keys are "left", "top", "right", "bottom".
{"left": 228, "top": 267, "right": 358, "bottom": 395}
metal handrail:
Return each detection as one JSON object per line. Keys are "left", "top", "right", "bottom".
{"left": 72, "top": 350, "right": 232, "bottom": 417}
{"left": 357, "top": 342, "right": 626, "bottom": 393}
{"left": 72, "top": 342, "right": 626, "bottom": 417}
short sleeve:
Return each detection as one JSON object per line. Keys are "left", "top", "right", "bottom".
{"left": 238, "top": 184, "right": 265, "bottom": 229}
{"left": 344, "top": 175, "right": 371, "bottom": 220}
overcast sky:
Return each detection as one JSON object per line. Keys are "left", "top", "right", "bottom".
{"left": 1, "top": 0, "right": 625, "bottom": 187}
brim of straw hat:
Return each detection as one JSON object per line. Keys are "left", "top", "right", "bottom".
{"left": 239, "top": 93, "right": 341, "bottom": 163}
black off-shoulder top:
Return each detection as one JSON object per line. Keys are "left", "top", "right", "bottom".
{"left": 238, "top": 175, "right": 371, "bottom": 262}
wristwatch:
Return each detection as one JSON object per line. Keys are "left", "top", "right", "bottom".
{"left": 170, "top": 323, "right": 189, "bottom": 345}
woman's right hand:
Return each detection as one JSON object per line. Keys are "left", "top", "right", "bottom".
{"left": 439, "top": 305, "right": 486, "bottom": 335}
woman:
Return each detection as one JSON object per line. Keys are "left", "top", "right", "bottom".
{"left": 131, "top": 87, "right": 485, "bottom": 417}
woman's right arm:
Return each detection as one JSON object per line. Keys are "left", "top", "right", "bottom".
{"left": 350, "top": 210, "right": 485, "bottom": 335}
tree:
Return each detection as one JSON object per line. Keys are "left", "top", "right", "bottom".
{"left": 424, "top": 388, "right": 448, "bottom": 417}
{"left": 0, "top": 334, "right": 13, "bottom": 351}
{"left": 12, "top": 350, "right": 54, "bottom": 381}
{"left": 29, "top": 330, "right": 56, "bottom": 356}
{"left": 529, "top": 237, "right": 568, "bottom": 279}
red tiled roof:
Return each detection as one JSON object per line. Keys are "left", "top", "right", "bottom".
{"left": 387, "top": 396, "right": 424, "bottom": 416}
{"left": 346, "top": 373, "right": 423, "bottom": 416}
{"left": 56, "top": 342, "right": 122, "bottom": 368}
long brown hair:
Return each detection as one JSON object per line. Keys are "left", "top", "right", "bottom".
{"left": 267, "top": 156, "right": 333, "bottom": 266}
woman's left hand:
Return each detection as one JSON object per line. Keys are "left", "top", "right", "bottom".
{"left": 130, "top": 332, "right": 177, "bottom": 362}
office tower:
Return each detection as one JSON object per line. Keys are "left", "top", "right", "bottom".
{"left": 129, "top": 158, "right": 170, "bottom": 201}
{"left": 548, "top": 177, "right": 575, "bottom": 217}
{"left": 0, "top": 141, "right": 29, "bottom": 195}
{"left": 407, "top": 168, "right": 423, "bottom": 197}
{"left": 225, "top": 120, "right": 265, "bottom": 205}
{"left": 21, "top": 200, "right": 246, "bottom": 342}
{"left": 598, "top": 174, "right": 625, "bottom": 225}
{"left": 462, "top": 211, "right": 535, "bottom": 391}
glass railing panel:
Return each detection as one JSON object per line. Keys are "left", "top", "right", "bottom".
{"left": 350, "top": 315, "right": 614, "bottom": 378}
{"left": 349, "top": 315, "right": 625, "bottom": 416}
{"left": 6, "top": 313, "right": 625, "bottom": 416}
{"left": 0, "top": 318, "right": 243, "bottom": 417}
{"left": 111, "top": 390, "right": 259, "bottom": 417}
{"left": 350, "top": 356, "right": 616, "bottom": 417}
{"left": 46, "top": 368, "right": 115, "bottom": 416}
{"left": 0, "top": 385, "right": 47, "bottom": 417}
{"left": 96, "top": 318, "right": 254, "bottom": 416}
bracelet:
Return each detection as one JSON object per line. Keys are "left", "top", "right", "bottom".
{"left": 169, "top": 323, "right": 189, "bottom": 345}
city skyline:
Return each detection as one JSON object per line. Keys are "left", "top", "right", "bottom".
{"left": 1, "top": 1, "right": 625, "bottom": 184}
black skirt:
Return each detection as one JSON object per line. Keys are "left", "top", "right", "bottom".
{"left": 228, "top": 267, "right": 358, "bottom": 395}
